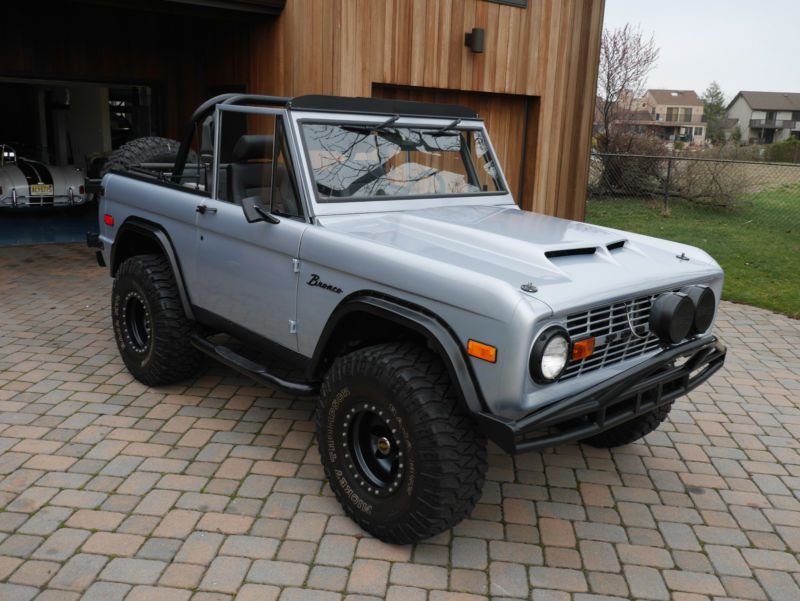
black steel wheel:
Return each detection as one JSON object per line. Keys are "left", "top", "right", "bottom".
{"left": 122, "top": 291, "right": 152, "bottom": 353}
{"left": 317, "top": 342, "right": 487, "bottom": 544}
{"left": 345, "top": 405, "right": 405, "bottom": 496}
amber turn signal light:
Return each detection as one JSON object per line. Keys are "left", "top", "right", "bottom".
{"left": 571, "top": 337, "right": 595, "bottom": 361}
{"left": 467, "top": 340, "right": 497, "bottom": 363}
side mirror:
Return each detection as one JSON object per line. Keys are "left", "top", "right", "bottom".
{"left": 242, "top": 196, "right": 280, "bottom": 224}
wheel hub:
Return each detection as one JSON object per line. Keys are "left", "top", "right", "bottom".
{"left": 342, "top": 404, "right": 404, "bottom": 497}
{"left": 376, "top": 437, "right": 392, "bottom": 455}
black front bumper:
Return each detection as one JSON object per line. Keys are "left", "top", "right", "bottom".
{"left": 474, "top": 336, "right": 726, "bottom": 454}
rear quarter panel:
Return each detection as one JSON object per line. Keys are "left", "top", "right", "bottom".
{"left": 100, "top": 173, "right": 201, "bottom": 285}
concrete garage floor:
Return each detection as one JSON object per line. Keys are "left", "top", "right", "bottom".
{"left": 0, "top": 243, "right": 799, "bottom": 601}
{"left": 0, "top": 206, "right": 98, "bottom": 247}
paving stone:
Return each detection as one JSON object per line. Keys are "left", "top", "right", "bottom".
{"left": 137, "top": 537, "right": 182, "bottom": 561}
{"left": 530, "top": 567, "right": 589, "bottom": 592}
{"left": 159, "top": 562, "right": 206, "bottom": 589}
{"left": 623, "top": 565, "right": 670, "bottom": 600}
{"left": 8, "top": 559, "right": 59, "bottom": 586}
{"left": 489, "top": 561, "right": 529, "bottom": 597}
{"left": 220, "top": 535, "right": 279, "bottom": 560}
{"left": 307, "top": 565, "right": 349, "bottom": 591}
{"left": 48, "top": 554, "right": 108, "bottom": 591}
{"left": 390, "top": 562, "right": 448, "bottom": 589}
{"left": 18, "top": 506, "right": 73, "bottom": 536}
{"left": 753, "top": 569, "right": 800, "bottom": 601}
{"left": 126, "top": 586, "right": 192, "bottom": 601}
{"left": 314, "top": 534, "right": 357, "bottom": 567}
{"left": 175, "top": 531, "right": 225, "bottom": 565}
{"left": 99, "top": 558, "right": 166, "bottom": 585}
{"left": 31, "top": 528, "right": 89, "bottom": 561}
{"left": 347, "top": 559, "right": 391, "bottom": 596}
{"left": 200, "top": 556, "right": 251, "bottom": 593}
{"left": 247, "top": 560, "right": 308, "bottom": 586}
{"left": 197, "top": 512, "right": 254, "bottom": 535}
{"left": 276, "top": 588, "right": 339, "bottom": 601}
{"left": 705, "top": 544, "right": 752, "bottom": 576}
{"left": 0, "top": 584, "right": 38, "bottom": 601}
{"left": 82, "top": 532, "right": 145, "bottom": 556}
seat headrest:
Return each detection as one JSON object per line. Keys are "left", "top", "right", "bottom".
{"left": 200, "top": 116, "right": 214, "bottom": 156}
{"left": 233, "top": 134, "right": 274, "bottom": 161}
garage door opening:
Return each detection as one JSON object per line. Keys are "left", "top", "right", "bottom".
{"left": 0, "top": 78, "right": 160, "bottom": 246}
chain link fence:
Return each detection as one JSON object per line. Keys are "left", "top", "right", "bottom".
{"left": 585, "top": 152, "right": 800, "bottom": 318}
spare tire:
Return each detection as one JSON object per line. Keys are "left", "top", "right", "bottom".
{"left": 102, "top": 137, "right": 197, "bottom": 176}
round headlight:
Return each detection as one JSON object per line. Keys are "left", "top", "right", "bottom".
{"left": 530, "top": 327, "right": 570, "bottom": 383}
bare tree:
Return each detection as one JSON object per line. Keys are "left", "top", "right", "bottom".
{"left": 596, "top": 24, "right": 659, "bottom": 153}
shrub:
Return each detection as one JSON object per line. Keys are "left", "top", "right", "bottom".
{"left": 768, "top": 138, "right": 800, "bottom": 164}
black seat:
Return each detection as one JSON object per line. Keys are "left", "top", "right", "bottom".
{"left": 229, "top": 134, "right": 299, "bottom": 217}
{"left": 229, "top": 134, "right": 275, "bottom": 204}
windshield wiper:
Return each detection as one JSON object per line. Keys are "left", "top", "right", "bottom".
{"left": 341, "top": 114, "right": 400, "bottom": 135}
{"left": 375, "top": 114, "right": 400, "bottom": 131}
{"left": 427, "top": 118, "right": 462, "bottom": 135}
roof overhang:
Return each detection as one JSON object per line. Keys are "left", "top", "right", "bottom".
{"left": 163, "top": 0, "right": 285, "bottom": 14}
{"left": 69, "top": 0, "right": 285, "bottom": 17}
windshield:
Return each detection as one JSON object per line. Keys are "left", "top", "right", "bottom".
{"left": 300, "top": 122, "right": 505, "bottom": 201}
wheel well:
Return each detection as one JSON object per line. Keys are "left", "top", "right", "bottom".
{"left": 111, "top": 229, "right": 164, "bottom": 275}
{"left": 313, "top": 311, "right": 428, "bottom": 377}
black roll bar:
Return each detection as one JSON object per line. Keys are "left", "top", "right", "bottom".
{"left": 171, "top": 93, "right": 290, "bottom": 183}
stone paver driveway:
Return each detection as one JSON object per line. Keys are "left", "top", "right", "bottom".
{"left": 1, "top": 242, "right": 799, "bottom": 601}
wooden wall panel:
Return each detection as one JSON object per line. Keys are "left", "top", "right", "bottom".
{"left": 251, "top": 0, "right": 604, "bottom": 220}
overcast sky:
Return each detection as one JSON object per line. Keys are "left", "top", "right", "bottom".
{"left": 603, "top": 0, "right": 800, "bottom": 102}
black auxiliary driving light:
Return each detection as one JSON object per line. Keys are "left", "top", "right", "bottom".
{"left": 683, "top": 285, "right": 716, "bottom": 334}
{"left": 649, "top": 292, "right": 695, "bottom": 344}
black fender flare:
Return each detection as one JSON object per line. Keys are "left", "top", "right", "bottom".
{"left": 110, "top": 218, "right": 195, "bottom": 321}
{"left": 309, "top": 294, "right": 487, "bottom": 414}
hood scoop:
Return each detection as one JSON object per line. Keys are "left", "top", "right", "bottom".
{"left": 545, "top": 239, "right": 627, "bottom": 261}
{"left": 545, "top": 246, "right": 596, "bottom": 259}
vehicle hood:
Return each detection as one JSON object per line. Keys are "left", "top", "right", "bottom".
{"left": 318, "top": 205, "right": 723, "bottom": 314}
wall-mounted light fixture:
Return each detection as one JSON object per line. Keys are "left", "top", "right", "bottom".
{"left": 464, "top": 28, "right": 485, "bottom": 53}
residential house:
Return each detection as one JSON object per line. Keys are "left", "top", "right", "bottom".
{"left": 726, "top": 91, "right": 800, "bottom": 144}
{"left": 627, "top": 90, "right": 706, "bottom": 146}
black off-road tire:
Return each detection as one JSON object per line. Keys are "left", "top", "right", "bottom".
{"left": 112, "top": 254, "right": 203, "bottom": 386}
{"left": 102, "top": 137, "right": 196, "bottom": 175}
{"left": 581, "top": 402, "right": 673, "bottom": 448}
{"left": 317, "top": 342, "right": 488, "bottom": 544}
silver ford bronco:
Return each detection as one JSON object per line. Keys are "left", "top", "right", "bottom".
{"left": 89, "top": 94, "right": 727, "bottom": 544}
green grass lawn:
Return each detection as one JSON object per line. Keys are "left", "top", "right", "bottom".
{"left": 586, "top": 185, "right": 800, "bottom": 319}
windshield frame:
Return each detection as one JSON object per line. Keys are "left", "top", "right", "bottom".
{"left": 294, "top": 115, "right": 511, "bottom": 206}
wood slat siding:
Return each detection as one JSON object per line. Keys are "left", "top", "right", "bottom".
{"left": 251, "top": 0, "right": 604, "bottom": 220}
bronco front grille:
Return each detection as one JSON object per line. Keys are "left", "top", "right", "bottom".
{"left": 561, "top": 294, "right": 662, "bottom": 380}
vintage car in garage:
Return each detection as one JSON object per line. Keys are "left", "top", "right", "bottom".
{"left": 0, "top": 144, "right": 89, "bottom": 209}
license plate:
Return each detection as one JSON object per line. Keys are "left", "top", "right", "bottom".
{"left": 30, "top": 184, "right": 54, "bottom": 196}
